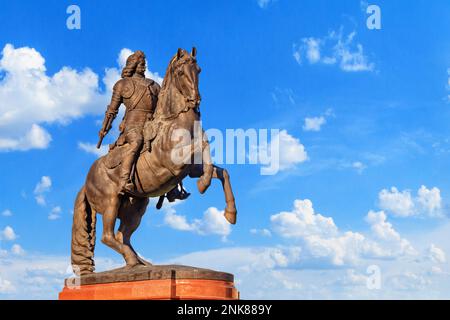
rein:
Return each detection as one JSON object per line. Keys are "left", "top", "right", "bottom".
{"left": 156, "top": 90, "right": 199, "bottom": 121}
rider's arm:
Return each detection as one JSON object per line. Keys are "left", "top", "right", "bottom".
{"left": 100, "top": 81, "right": 123, "bottom": 135}
{"left": 106, "top": 80, "right": 124, "bottom": 117}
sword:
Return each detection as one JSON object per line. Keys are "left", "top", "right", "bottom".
{"left": 96, "top": 133, "right": 106, "bottom": 149}
{"left": 97, "top": 112, "right": 114, "bottom": 149}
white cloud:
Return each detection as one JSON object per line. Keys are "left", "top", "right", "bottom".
{"left": 0, "top": 254, "right": 120, "bottom": 299}
{"left": 0, "top": 226, "right": 17, "bottom": 241}
{"left": 301, "top": 38, "right": 321, "bottom": 64}
{"left": 259, "top": 130, "right": 308, "bottom": 175}
{"left": 293, "top": 28, "right": 374, "bottom": 72}
{"left": 174, "top": 199, "right": 448, "bottom": 299}
{"left": 163, "top": 204, "right": 231, "bottom": 241}
{"left": 271, "top": 199, "right": 338, "bottom": 239}
{"left": 0, "top": 124, "right": 51, "bottom": 151}
{"left": 118, "top": 48, "right": 133, "bottom": 68}
{"left": 302, "top": 108, "right": 334, "bottom": 133}
{"left": 146, "top": 67, "right": 163, "bottom": 86}
{"left": 428, "top": 244, "right": 446, "bottom": 264}
{"left": 270, "top": 199, "right": 419, "bottom": 267}
{"left": 365, "top": 211, "right": 417, "bottom": 256}
{"left": 352, "top": 161, "right": 367, "bottom": 174}
{"left": 169, "top": 247, "right": 301, "bottom": 273}
{"left": 293, "top": 51, "right": 301, "bottom": 65}
{"left": 33, "top": 176, "right": 51, "bottom": 206}
{"left": 194, "top": 207, "right": 231, "bottom": 239}
{"left": 34, "top": 176, "right": 51, "bottom": 194}
{"left": 366, "top": 211, "right": 398, "bottom": 241}
{"left": 0, "top": 44, "right": 163, "bottom": 152}
{"left": 164, "top": 206, "right": 193, "bottom": 232}
{"left": 78, "top": 142, "right": 108, "bottom": 157}
{"left": 378, "top": 187, "right": 415, "bottom": 217}
{"left": 334, "top": 32, "right": 374, "bottom": 72}
{"left": 0, "top": 276, "right": 14, "bottom": 294}
{"left": 334, "top": 269, "right": 368, "bottom": 287}
{"left": 303, "top": 231, "right": 386, "bottom": 266}
{"left": 35, "top": 195, "right": 46, "bottom": 206}
{"left": 48, "top": 206, "right": 62, "bottom": 220}
{"left": 0, "top": 219, "right": 449, "bottom": 299}
{"left": 0, "top": 44, "right": 104, "bottom": 151}
{"left": 0, "top": 196, "right": 444, "bottom": 300}
{"left": 416, "top": 186, "right": 442, "bottom": 217}
{"left": 378, "top": 186, "right": 443, "bottom": 218}
{"left": 250, "top": 229, "right": 272, "bottom": 237}
{"left": 1, "top": 209, "right": 12, "bottom": 217}
{"left": 303, "top": 116, "right": 326, "bottom": 132}
{"left": 11, "top": 244, "right": 25, "bottom": 256}
{"left": 167, "top": 241, "right": 450, "bottom": 299}
{"left": 277, "top": 131, "right": 308, "bottom": 170}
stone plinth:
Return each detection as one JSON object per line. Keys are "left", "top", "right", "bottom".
{"left": 59, "top": 265, "right": 239, "bottom": 300}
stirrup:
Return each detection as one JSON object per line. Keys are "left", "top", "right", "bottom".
{"left": 157, "top": 185, "right": 191, "bottom": 209}
{"left": 167, "top": 186, "right": 191, "bottom": 202}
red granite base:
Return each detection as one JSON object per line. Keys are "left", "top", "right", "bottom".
{"left": 59, "top": 278, "right": 239, "bottom": 300}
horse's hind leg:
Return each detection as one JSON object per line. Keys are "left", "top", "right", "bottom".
{"left": 101, "top": 196, "right": 140, "bottom": 268}
{"left": 190, "top": 164, "right": 237, "bottom": 224}
{"left": 116, "top": 197, "right": 151, "bottom": 266}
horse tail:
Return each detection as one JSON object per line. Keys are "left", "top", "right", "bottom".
{"left": 71, "top": 185, "right": 96, "bottom": 275}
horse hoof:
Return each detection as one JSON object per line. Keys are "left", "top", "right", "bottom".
{"left": 224, "top": 209, "right": 237, "bottom": 225}
{"left": 124, "top": 263, "right": 140, "bottom": 271}
{"left": 138, "top": 258, "right": 153, "bottom": 267}
{"left": 78, "top": 269, "right": 94, "bottom": 276}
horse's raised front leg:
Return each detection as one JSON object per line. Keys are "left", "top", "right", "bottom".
{"left": 101, "top": 196, "right": 140, "bottom": 268}
{"left": 213, "top": 165, "right": 237, "bottom": 224}
{"left": 115, "top": 197, "right": 152, "bottom": 266}
{"left": 190, "top": 164, "right": 237, "bottom": 225}
{"left": 197, "top": 134, "right": 213, "bottom": 194}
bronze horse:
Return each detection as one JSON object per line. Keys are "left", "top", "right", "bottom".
{"left": 71, "top": 48, "right": 237, "bottom": 275}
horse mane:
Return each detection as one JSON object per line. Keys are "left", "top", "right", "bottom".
{"left": 160, "top": 54, "right": 177, "bottom": 92}
{"left": 154, "top": 50, "right": 190, "bottom": 120}
{"left": 142, "top": 49, "right": 196, "bottom": 152}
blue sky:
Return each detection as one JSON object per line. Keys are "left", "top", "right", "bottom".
{"left": 1, "top": 0, "right": 450, "bottom": 299}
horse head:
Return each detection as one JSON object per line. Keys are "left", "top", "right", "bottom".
{"left": 173, "top": 47, "right": 201, "bottom": 106}
{"left": 158, "top": 48, "right": 201, "bottom": 119}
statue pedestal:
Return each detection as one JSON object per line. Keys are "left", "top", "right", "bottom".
{"left": 59, "top": 265, "right": 239, "bottom": 300}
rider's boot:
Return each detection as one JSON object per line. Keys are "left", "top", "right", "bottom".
{"left": 118, "top": 145, "right": 139, "bottom": 195}
{"left": 166, "top": 184, "right": 191, "bottom": 202}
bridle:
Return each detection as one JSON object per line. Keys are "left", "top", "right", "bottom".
{"left": 157, "top": 56, "right": 201, "bottom": 121}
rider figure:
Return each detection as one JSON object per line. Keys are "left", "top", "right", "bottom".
{"left": 99, "top": 50, "right": 160, "bottom": 194}
{"left": 99, "top": 50, "right": 191, "bottom": 201}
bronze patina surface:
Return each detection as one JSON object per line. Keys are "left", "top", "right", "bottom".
{"left": 70, "top": 48, "right": 237, "bottom": 277}
{"left": 66, "top": 265, "right": 234, "bottom": 286}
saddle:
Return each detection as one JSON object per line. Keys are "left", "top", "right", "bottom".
{"left": 104, "top": 118, "right": 161, "bottom": 170}
{"left": 104, "top": 144, "right": 126, "bottom": 169}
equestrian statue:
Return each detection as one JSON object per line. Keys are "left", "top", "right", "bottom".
{"left": 71, "top": 48, "right": 237, "bottom": 275}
